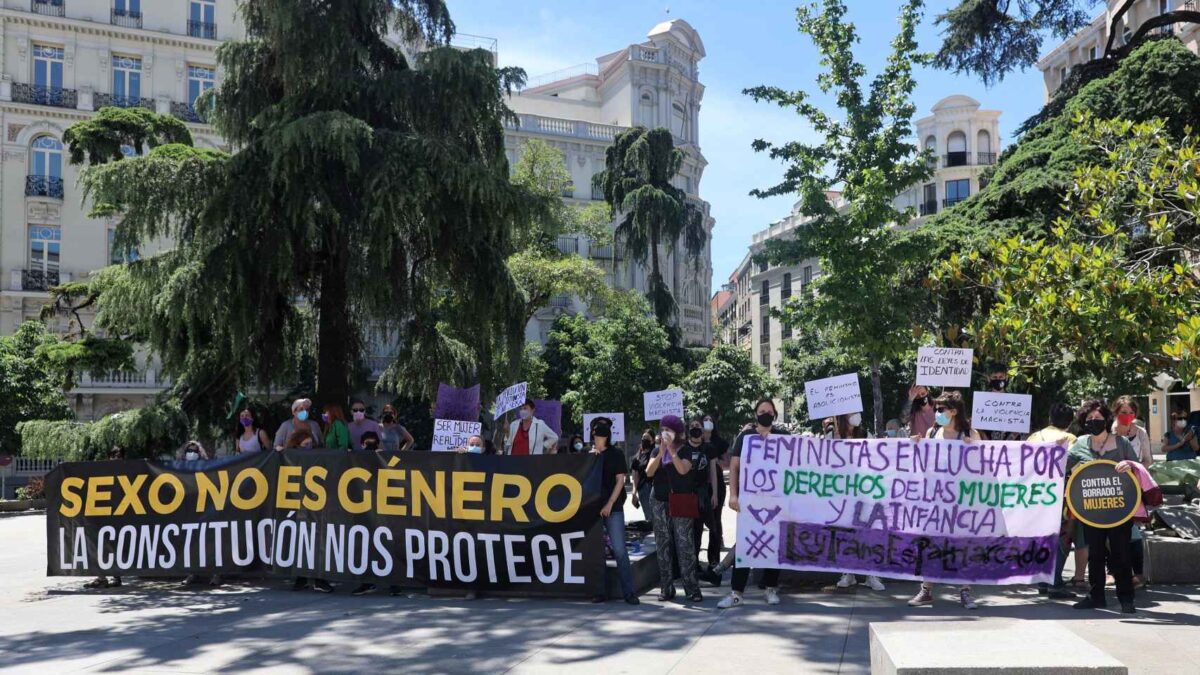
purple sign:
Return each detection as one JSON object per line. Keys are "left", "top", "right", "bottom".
{"left": 534, "top": 400, "right": 562, "bottom": 436}
{"left": 434, "top": 383, "right": 480, "bottom": 423}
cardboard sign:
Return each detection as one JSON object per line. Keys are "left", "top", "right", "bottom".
{"left": 492, "top": 382, "right": 528, "bottom": 420}
{"left": 583, "top": 413, "right": 626, "bottom": 442}
{"left": 534, "top": 400, "right": 562, "bottom": 436}
{"left": 643, "top": 389, "right": 684, "bottom": 421}
{"left": 916, "top": 347, "right": 974, "bottom": 387}
{"left": 434, "top": 383, "right": 481, "bottom": 422}
{"left": 804, "top": 373, "right": 862, "bottom": 420}
{"left": 971, "top": 392, "right": 1033, "bottom": 434}
{"left": 430, "top": 419, "right": 483, "bottom": 452}
{"left": 1066, "top": 460, "right": 1141, "bottom": 528}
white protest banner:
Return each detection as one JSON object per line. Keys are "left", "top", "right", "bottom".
{"left": 583, "top": 413, "right": 626, "bottom": 442}
{"left": 916, "top": 347, "right": 974, "bottom": 388}
{"left": 972, "top": 392, "right": 1033, "bottom": 434}
{"left": 804, "top": 373, "right": 862, "bottom": 420}
{"left": 492, "top": 382, "right": 528, "bottom": 420}
{"left": 643, "top": 389, "right": 684, "bottom": 421}
{"left": 734, "top": 435, "right": 1067, "bottom": 585}
{"left": 430, "top": 419, "right": 483, "bottom": 452}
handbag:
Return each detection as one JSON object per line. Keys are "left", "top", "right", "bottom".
{"left": 668, "top": 491, "right": 700, "bottom": 519}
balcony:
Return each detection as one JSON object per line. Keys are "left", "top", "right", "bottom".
{"left": 76, "top": 368, "right": 170, "bottom": 391}
{"left": 20, "top": 269, "right": 60, "bottom": 292}
{"left": 977, "top": 152, "right": 997, "bottom": 165}
{"left": 111, "top": 8, "right": 142, "bottom": 28}
{"left": 170, "top": 101, "right": 204, "bottom": 123}
{"left": 943, "top": 197, "right": 967, "bottom": 208}
{"left": 943, "top": 151, "right": 969, "bottom": 167}
{"left": 589, "top": 244, "right": 617, "bottom": 259}
{"left": 94, "top": 93, "right": 155, "bottom": 110}
{"left": 592, "top": 184, "right": 605, "bottom": 201}
{"left": 919, "top": 200, "right": 937, "bottom": 217}
{"left": 26, "top": 175, "right": 64, "bottom": 199}
{"left": 555, "top": 236, "right": 578, "bottom": 255}
{"left": 31, "top": 0, "right": 64, "bottom": 17}
{"left": 504, "top": 113, "right": 624, "bottom": 144}
{"left": 188, "top": 20, "right": 218, "bottom": 40}
{"left": 12, "top": 84, "right": 77, "bottom": 109}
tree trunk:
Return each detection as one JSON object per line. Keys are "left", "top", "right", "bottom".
{"left": 316, "top": 249, "right": 352, "bottom": 409}
{"left": 870, "top": 357, "right": 884, "bottom": 436}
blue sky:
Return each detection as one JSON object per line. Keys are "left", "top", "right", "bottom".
{"left": 445, "top": 0, "right": 1066, "bottom": 286}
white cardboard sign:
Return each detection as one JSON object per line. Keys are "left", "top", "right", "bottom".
{"left": 431, "top": 419, "right": 483, "bottom": 452}
{"left": 971, "top": 392, "right": 1033, "bottom": 434}
{"left": 583, "top": 412, "right": 626, "bottom": 442}
{"left": 643, "top": 389, "right": 685, "bottom": 421}
{"left": 916, "top": 347, "right": 974, "bottom": 387}
{"left": 804, "top": 373, "right": 863, "bottom": 420}
{"left": 492, "top": 382, "right": 528, "bottom": 420}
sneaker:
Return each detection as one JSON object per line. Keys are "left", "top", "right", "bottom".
{"left": 836, "top": 573, "right": 856, "bottom": 589}
{"left": 351, "top": 583, "right": 375, "bottom": 596}
{"left": 389, "top": 585, "right": 402, "bottom": 596}
{"left": 865, "top": 576, "right": 886, "bottom": 592}
{"left": 959, "top": 588, "right": 978, "bottom": 610}
{"left": 1048, "top": 588, "right": 1077, "bottom": 600}
{"left": 1073, "top": 597, "right": 1106, "bottom": 610}
{"left": 181, "top": 574, "right": 198, "bottom": 586}
{"left": 465, "top": 590, "right": 477, "bottom": 600}
{"left": 907, "top": 587, "right": 933, "bottom": 607}
{"left": 209, "top": 575, "right": 223, "bottom": 587}
{"left": 1120, "top": 601, "right": 1136, "bottom": 614}
{"left": 291, "top": 578, "right": 308, "bottom": 591}
{"left": 765, "top": 587, "right": 781, "bottom": 605}
{"left": 716, "top": 592, "right": 743, "bottom": 609}
{"left": 688, "top": 590, "right": 704, "bottom": 603}
{"left": 110, "top": 577, "right": 122, "bottom": 587}
{"left": 312, "top": 579, "right": 334, "bottom": 593}
{"left": 591, "top": 594, "right": 607, "bottom": 603}
{"left": 624, "top": 594, "right": 640, "bottom": 605}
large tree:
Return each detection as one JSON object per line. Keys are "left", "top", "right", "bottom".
{"left": 683, "top": 343, "right": 780, "bottom": 437}
{"left": 0, "top": 322, "right": 73, "bottom": 454}
{"left": 594, "top": 126, "right": 705, "bottom": 331}
{"left": 748, "top": 0, "right": 931, "bottom": 432}
{"left": 67, "top": 1, "right": 539, "bottom": 421}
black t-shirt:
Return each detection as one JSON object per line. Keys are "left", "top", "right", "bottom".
{"left": 708, "top": 432, "right": 729, "bottom": 459}
{"left": 599, "top": 446, "right": 628, "bottom": 509}
{"left": 687, "top": 440, "right": 715, "bottom": 492}
{"left": 652, "top": 445, "right": 697, "bottom": 501}
{"left": 629, "top": 448, "right": 653, "bottom": 489}
{"left": 729, "top": 425, "right": 790, "bottom": 458}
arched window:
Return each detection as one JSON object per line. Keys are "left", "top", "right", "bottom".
{"left": 945, "top": 130, "right": 968, "bottom": 167}
{"left": 924, "top": 135, "right": 936, "bottom": 152}
{"left": 28, "top": 135, "right": 64, "bottom": 199}
{"left": 671, "top": 101, "right": 687, "bottom": 138}
{"left": 976, "top": 129, "right": 993, "bottom": 164}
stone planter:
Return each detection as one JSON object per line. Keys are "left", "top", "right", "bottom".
{"left": 0, "top": 499, "right": 46, "bottom": 512}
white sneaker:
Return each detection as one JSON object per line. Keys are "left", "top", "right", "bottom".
{"left": 717, "top": 592, "right": 743, "bottom": 609}
{"left": 907, "top": 586, "right": 933, "bottom": 606}
{"left": 764, "top": 587, "right": 781, "bottom": 605}
{"left": 959, "top": 588, "right": 978, "bottom": 610}
{"left": 865, "top": 576, "right": 886, "bottom": 592}
{"left": 836, "top": 573, "right": 856, "bottom": 589}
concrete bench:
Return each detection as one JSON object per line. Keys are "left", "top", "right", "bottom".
{"left": 1145, "top": 534, "right": 1200, "bottom": 584}
{"left": 870, "top": 620, "right": 1127, "bottom": 675}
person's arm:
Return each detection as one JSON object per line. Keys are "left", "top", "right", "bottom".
{"left": 708, "top": 457, "right": 719, "bottom": 509}
{"left": 630, "top": 465, "right": 641, "bottom": 508}
{"left": 274, "top": 423, "right": 288, "bottom": 450}
{"left": 1141, "top": 428, "right": 1154, "bottom": 466}
{"left": 258, "top": 429, "right": 272, "bottom": 451}
{"left": 667, "top": 449, "right": 693, "bottom": 475}
{"left": 399, "top": 427, "right": 415, "bottom": 451}
{"left": 645, "top": 449, "right": 662, "bottom": 478}
{"left": 542, "top": 422, "right": 560, "bottom": 453}
{"left": 728, "top": 455, "right": 741, "bottom": 512}
{"left": 602, "top": 472, "right": 625, "bottom": 518}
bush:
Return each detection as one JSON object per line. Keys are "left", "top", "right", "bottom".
{"left": 18, "top": 401, "right": 190, "bottom": 461}
{"left": 15, "top": 476, "right": 45, "bottom": 501}
{"left": 17, "top": 420, "right": 90, "bottom": 461}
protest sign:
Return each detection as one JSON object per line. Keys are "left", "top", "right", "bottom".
{"left": 493, "top": 382, "right": 528, "bottom": 420}
{"left": 734, "top": 436, "right": 1067, "bottom": 585}
{"left": 435, "top": 384, "right": 481, "bottom": 422}
{"left": 804, "top": 373, "right": 863, "bottom": 420}
{"left": 972, "top": 392, "right": 1033, "bottom": 434}
{"left": 643, "top": 389, "right": 684, "bottom": 421}
{"left": 534, "top": 400, "right": 562, "bottom": 436}
{"left": 1066, "top": 460, "right": 1141, "bottom": 528}
{"left": 430, "top": 419, "right": 484, "bottom": 452}
{"left": 916, "top": 347, "right": 973, "bottom": 387}
{"left": 583, "top": 413, "right": 626, "bottom": 442}
{"left": 45, "top": 451, "right": 604, "bottom": 595}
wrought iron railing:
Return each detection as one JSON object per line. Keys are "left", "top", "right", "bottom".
{"left": 943, "top": 151, "right": 969, "bottom": 167}
{"left": 111, "top": 8, "right": 142, "bottom": 28}
{"left": 25, "top": 175, "right": 64, "bottom": 199}
{"left": 188, "top": 20, "right": 217, "bottom": 39}
{"left": 94, "top": 93, "right": 155, "bottom": 110}
{"left": 22, "top": 269, "right": 60, "bottom": 291}
{"left": 170, "top": 101, "right": 204, "bottom": 123}
{"left": 919, "top": 200, "right": 937, "bottom": 216}
{"left": 977, "top": 152, "right": 997, "bottom": 165}
{"left": 31, "top": 0, "right": 64, "bottom": 17}
{"left": 12, "top": 83, "right": 77, "bottom": 109}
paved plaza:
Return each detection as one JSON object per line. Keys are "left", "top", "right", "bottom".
{"left": 2, "top": 510, "right": 1197, "bottom": 674}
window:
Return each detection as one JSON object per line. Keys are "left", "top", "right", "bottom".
{"left": 115, "top": 0, "right": 140, "bottom": 11}
{"left": 802, "top": 265, "right": 813, "bottom": 296}
{"left": 1058, "top": 66, "right": 1068, "bottom": 84}
{"left": 108, "top": 229, "right": 140, "bottom": 265}
{"left": 187, "top": 65, "right": 216, "bottom": 111}
{"left": 112, "top": 55, "right": 142, "bottom": 103}
{"left": 921, "top": 183, "right": 937, "bottom": 216}
{"left": 945, "top": 130, "right": 968, "bottom": 166}
{"left": 33, "top": 44, "right": 64, "bottom": 90}
{"left": 977, "top": 129, "right": 994, "bottom": 165}
{"left": 189, "top": 1, "right": 217, "bottom": 39}
{"left": 759, "top": 280, "right": 769, "bottom": 306}
{"left": 1161, "top": 0, "right": 1171, "bottom": 14}
{"left": 756, "top": 259, "right": 767, "bottom": 274}
{"left": 31, "top": 136, "right": 63, "bottom": 179}
{"left": 761, "top": 352, "right": 770, "bottom": 369}
{"left": 781, "top": 273, "right": 792, "bottom": 301}
{"left": 944, "top": 178, "right": 970, "bottom": 207}
{"left": 1088, "top": 45, "right": 1098, "bottom": 61}
{"left": 29, "top": 225, "right": 61, "bottom": 276}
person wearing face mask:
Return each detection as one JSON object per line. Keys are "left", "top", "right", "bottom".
{"left": 831, "top": 413, "right": 887, "bottom": 592}
{"left": 717, "top": 398, "right": 789, "bottom": 609}
{"left": 378, "top": 403, "right": 415, "bottom": 452}
{"left": 568, "top": 433, "right": 586, "bottom": 453}
{"left": 902, "top": 384, "right": 936, "bottom": 440}
{"left": 176, "top": 440, "right": 210, "bottom": 462}
{"left": 1066, "top": 399, "right": 1143, "bottom": 613}
{"left": 455, "top": 434, "right": 486, "bottom": 454}
{"left": 234, "top": 409, "right": 273, "bottom": 454}
{"left": 700, "top": 413, "right": 728, "bottom": 572}
{"left": 588, "top": 417, "right": 640, "bottom": 605}
{"left": 646, "top": 414, "right": 703, "bottom": 603}
{"left": 684, "top": 418, "right": 717, "bottom": 565}
{"left": 274, "top": 398, "right": 324, "bottom": 450}
{"left": 1163, "top": 410, "right": 1198, "bottom": 461}
{"left": 1110, "top": 396, "right": 1153, "bottom": 467}
{"left": 629, "top": 430, "right": 657, "bottom": 528}
{"left": 986, "top": 366, "right": 1009, "bottom": 392}
{"left": 907, "top": 391, "right": 983, "bottom": 610}
{"left": 344, "top": 399, "right": 383, "bottom": 451}
{"left": 884, "top": 418, "right": 902, "bottom": 438}
{"left": 321, "top": 403, "right": 351, "bottom": 450}
{"left": 505, "top": 399, "right": 559, "bottom": 455}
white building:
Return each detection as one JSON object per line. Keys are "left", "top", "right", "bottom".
{"left": 715, "top": 95, "right": 1002, "bottom": 421}
{"left": 504, "top": 18, "right": 715, "bottom": 346}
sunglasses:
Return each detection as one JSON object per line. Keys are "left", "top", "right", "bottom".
{"left": 351, "top": 408, "right": 366, "bottom": 413}
{"left": 934, "top": 407, "right": 949, "bottom": 413}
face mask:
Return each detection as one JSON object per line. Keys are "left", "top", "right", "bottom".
{"left": 641, "top": 439, "right": 653, "bottom": 449}
{"left": 518, "top": 409, "right": 532, "bottom": 420}
{"left": 702, "top": 420, "right": 714, "bottom": 431}
{"left": 756, "top": 412, "right": 775, "bottom": 427}
{"left": 935, "top": 412, "right": 952, "bottom": 427}
{"left": 885, "top": 430, "right": 898, "bottom": 438}
{"left": 989, "top": 379, "right": 1008, "bottom": 391}
{"left": 661, "top": 430, "right": 676, "bottom": 444}
{"left": 382, "top": 414, "right": 395, "bottom": 424}
{"left": 297, "top": 410, "right": 309, "bottom": 422}
{"left": 184, "top": 451, "right": 199, "bottom": 461}
{"left": 239, "top": 416, "right": 253, "bottom": 427}
{"left": 573, "top": 442, "right": 584, "bottom": 451}
{"left": 1084, "top": 418, "right": 1108, "bottom": 436}
{"left": 1116, "top": 413, "right": 1135, "bottom": 427}
{"left": 1176, "top": 420, "right": 1188, "bottom": 430}
{"left": 848, "top": 413, "right": 862, "bottom": 428}
{"left": 913, "top": 396, "right": 928, "bottom": 408}
{"left": 352, "top": 411, "right": 366, "bottom": 422}
{"left": 467, "top": 444, "right": 483, "bottom": 454}
{"left": 688, "top": 427, "right": 704, "bottom": 439}
{"left": 593, "top": 424, "right": 611, "bottom": 438}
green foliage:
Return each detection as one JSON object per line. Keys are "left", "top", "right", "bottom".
{"left": 16, "top": 420, "right": 90, "bottom": 461}
{"left": 682, "top": 343, "right": 780, "bottom": 436}
{"left": 0, "top": 322, "right": 72, "bottom": 454}
{"left": 15, "top": 477, "right": 45, "bottom": 501}
{"left": 62, "top": 106, "right": 193, "bottom": 165}
{"left": 19, "top": 401, "right": 189, "bottom": 461}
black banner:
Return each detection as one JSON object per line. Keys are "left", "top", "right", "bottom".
{"left": 45, "top": 451, "right": 604, "bottom": 595}
{"left": 1066, "top": 459, "right": 1141, "bottom": 529}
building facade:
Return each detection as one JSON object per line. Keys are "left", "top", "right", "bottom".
{"left": 714, "top": 95, "right": 1001, "bottom": 421}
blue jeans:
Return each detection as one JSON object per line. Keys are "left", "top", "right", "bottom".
{"left": 600, "top": 510, "right": 636, "bottom": 598}
{"left": 637, "top": 483, "right": 655, "bottom": 528}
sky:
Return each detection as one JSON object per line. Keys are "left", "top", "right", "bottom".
{"left": 445, "top": 0, "right": 1065, "bottom": 287}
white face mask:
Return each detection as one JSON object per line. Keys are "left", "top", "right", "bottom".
{"left": 848, "top": 413, "right": 862, "bottom": 428}
{"left": 702, "top": 420, "right": 714, "bottom": 431}
{"left": 1176, "top": 420, "right": 1188, "bottom": 430}
{"left": 352, "top": 411, "right": 366, "bottom": 422}
{"left": 661, "top": 430, "right": 675, "bottom": 445}
{"left": 185, "top": 451, "right": 199, "bottom": 461}
{"left": 467, "top": 445, "right": 483, "bottom": 454}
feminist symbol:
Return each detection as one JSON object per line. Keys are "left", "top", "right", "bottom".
{"left": 745, "top": 530, "right": 775, "bottom": 559}
{"left": 748, "top": 505, "right": 781, "bottom": 526}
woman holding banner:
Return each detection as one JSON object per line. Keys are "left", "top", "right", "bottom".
{"left": 646, "top": 414, "right": 703, "bottom": 603}
{"left": 907, "top": 391, "right": 982, "bottom": 610}
{"left": 717, "top": 398, "right": 788, "bottom": 609}
{"left": 833, "top": 413, "right": 887, "bottom": 593}
{"left": 590, "top": 417, "right": 640, "bottom": 605}
{"left": 630, "top": 430, "right": 657, "bottom": 527}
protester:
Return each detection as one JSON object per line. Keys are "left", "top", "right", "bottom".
{"left": 685, "top": 418, "right": 718, "bottom": 565}
{"left": 587, "top": 416, "right": 639, "bottom": 605}
{"left": 235, "top": 409, "right": 272, "bottom": 454}
{"left": 274, "top": 398, "right": 323, "bottom": 449}
{"left": 380, "top": 404, "right": 415, "bottom": 452}
{"left": 718, "top": 398, "right": 788, "bottom": 609}
{"left": 1162, "top": 410, "right": 1198, "bottom": 461}
{"left": 646, "top": 414, "right": 703, "bottom": 603}
{"left": 883, "top": 418, "right": 902, "bottom": 438}
{"left": 820, "top": 417, "right": 836, "bottom": 438}
{"left": 1111, "top": 396, "right": 1153, "bottom": 466}
{"left": 903, "top": 384, "right": 936, "bottom": 439}
{"left": 1027, "top": 402, "right": 1079, "bottom": 600}
{"left": 359, "top": 430, "right": 381, "bottom": 452}
{"left": 700, "top": 413, "right": 728, "bottom": 572}
{"left": 505, "top": 399, "right": 559, "bottom": 455}
{"left": 629, "top": 429, "right": 656, "bottom": 527}
{"left": 986, "top": 365, "right": 1009, "bottom": 392}
{"left": 322, "top": 403, "right": 351, "bottom": 450}
{"left": 176, "top": 440, "right": 210, "bottom": 462}
{"left": 83, "top": 446, "right": 126, "bottom": 590}
{"left": 347, "top": 399, "right": 384, "bottom": 451}
{"left": 1067, "top": 399, "right": 1143, "bottom": 613}
{"left": 456, "top": 434, "right": 486, "bottom": 454}
{"left": 284, "top": 428, "right": 315, "bottom": 449}
{"left": 569, "top": 433, "right": 586, "bottom": 453}
{"left": 288, "top": 424, "right": 332, "bottom": 593}
{"left": 908, "top": 390, "right": 982, "bottom": 610}
{"left": 832, "top": 412, "right": 886, "bottom": 592}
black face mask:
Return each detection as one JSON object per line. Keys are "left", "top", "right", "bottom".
{"left": 989, "top": 379, "right": 1008, "bottom": 391}
{"left": 1083, "top": 419, "right": 1108, "bottom": 436}
{"left": 756, "top": 412, "right": 775, "bottom": 427}
{"left": 641, "top": 438, "right": 653, "bottom": 449}
{"left": 593, "top": 424, "right": 611, "bottom": 438}
{"left": 913, "top": 396, "right": 928, "bottom": 408}
{"left": 382, "top": 414, "right": 395, "bottom": 424}
{"left": 688, "top": 427, "right": 704, "bottom": 439}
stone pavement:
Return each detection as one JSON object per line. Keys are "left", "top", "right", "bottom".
{"left": 2, "top": 509, "right": 1198, "bottom": 675}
